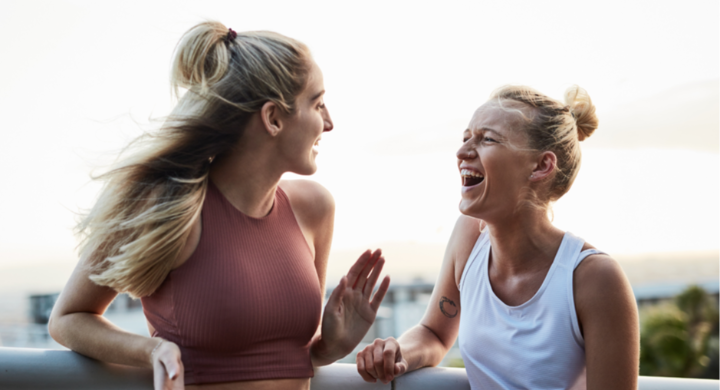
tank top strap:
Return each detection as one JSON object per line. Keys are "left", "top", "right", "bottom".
{"left": 555, "top": 231, "right": 586, "bottom": 269}
{"left": 575, "top": 248, "right": 607, "bottom": 269}
{"left": 563, "top": 233, "right": 607, "bottom": 348}
{"left": 459, "top": 230, "right": 490, "bottom": 291}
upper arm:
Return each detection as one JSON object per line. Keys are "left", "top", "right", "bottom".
{"left": 51, "top": 197, "right": 201, "bottom": 323}
{"left": 48, "top": 254, "right": 119, "bottom": 339}
{"left": 279, "top": 179, "right": 335, "bottom": 295}
{"left": 418, "top": 215, "right": 482, "bottom": 350}
{"left": 574, "top": 254, "right": 639, "bottom": 390}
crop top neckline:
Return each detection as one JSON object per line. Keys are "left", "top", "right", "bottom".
{"left": 208, "top": 179, "right": 279, "bottom": 221}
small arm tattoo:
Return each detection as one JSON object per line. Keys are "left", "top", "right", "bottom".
{"left": 439, "top": 296, "right": 458, "bottom": 318}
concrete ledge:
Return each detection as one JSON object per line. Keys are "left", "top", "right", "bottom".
{"left": 396, "top": 366, "right": 471, "bottom": 389}
{"left": 637, "top": 375, "right": 720, "bottom": 390}
{"left": 0, "top": 347, "right": 152, "bottom": 390}
{"left": 1, "top": 347, "right": 718, "bottom": 389}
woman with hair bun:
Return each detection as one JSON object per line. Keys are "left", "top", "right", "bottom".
{"left": 356, "top": 86, "right": 639, "bottom": 389}
{"left": 48, "top": 21, "right": 390, "bottom": 390}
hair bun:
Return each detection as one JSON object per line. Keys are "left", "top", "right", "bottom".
{"left": 564, "top": 85, "right": 598, "bottom": 141}
{"left": 171, "top": 21, "right": 231, "bottom": 95}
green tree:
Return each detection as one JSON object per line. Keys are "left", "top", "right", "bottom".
{"left": 640, "top": 285, "right": 719, "bottom": 378}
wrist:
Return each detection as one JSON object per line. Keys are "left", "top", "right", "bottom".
{"left": 310, "top": 335, "right": 339, "bottom": 366}
{"left": 147, "top": 337, "right": 165, "bottom": 367}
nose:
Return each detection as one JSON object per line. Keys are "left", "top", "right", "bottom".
{"left": 323, "top": 108, "right": 334, "bottom": 132}
{"left": 456, "top": 143, "right": 477, "bottom": 160}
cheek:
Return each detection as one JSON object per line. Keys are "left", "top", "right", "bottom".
{"left": 486, "top": 156, "right": 528, "bottom": 191}
{"left": 313, "top": 114, "right": 324, "bottom": 132}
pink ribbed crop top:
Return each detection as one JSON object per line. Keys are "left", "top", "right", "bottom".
{"left": 141, "top": 182, "right": 322, "bottom": 385}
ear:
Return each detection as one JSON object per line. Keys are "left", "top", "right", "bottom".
{"left": 260, "top": 101, "right": 283, "bottom": 137}
{"left": 529, "top": 151, "right": 557, "bottom": 182}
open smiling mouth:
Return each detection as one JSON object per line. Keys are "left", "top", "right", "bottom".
{"left": 461, "top": 169, "right": 485, "bottom": 186}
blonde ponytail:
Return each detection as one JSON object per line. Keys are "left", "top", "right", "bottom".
{"left": 171, "top": 21, "right": 231, "bottom": 96}
{"left": 78, "top": 21, "right": 312, "bottom": 297}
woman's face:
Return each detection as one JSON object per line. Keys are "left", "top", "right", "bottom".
{"left": 456, "top": 101, "right": 537, "bottom": 221}
{"left": 278, "top": 60, "right": 334, "bottom": 176}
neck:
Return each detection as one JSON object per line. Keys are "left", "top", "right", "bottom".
{"left": 484, "top": 207, "right": 565, "bottom": 276}
{"left": 209, "top": 131, "right": 284, "bottom": 218}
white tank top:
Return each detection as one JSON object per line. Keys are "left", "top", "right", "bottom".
{"left": 458, "top": 231, "right": 604, "bottom": 390}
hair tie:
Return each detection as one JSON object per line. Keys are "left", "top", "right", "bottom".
{"left": 564, "top": 105, "right": 576, "bottom": 120}
{"left": 224, "top": 28, "right": 237, "bottom": 44}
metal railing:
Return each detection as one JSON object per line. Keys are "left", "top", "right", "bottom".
{"left": 0, "top": 347, "right": 718, "bottom": 390}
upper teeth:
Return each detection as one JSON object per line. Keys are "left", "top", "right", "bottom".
{"left": 461, "top": 169, "right": 483, "bottom": 178}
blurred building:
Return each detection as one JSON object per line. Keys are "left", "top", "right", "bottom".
{"left": 1, "top": 279, "right": 718, "bottom": 367}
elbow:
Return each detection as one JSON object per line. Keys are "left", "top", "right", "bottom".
{"left": 419, "top": 324, "right": 454, "bottom": 352}
{"left": 47, "top": 313, "right": 60, "bottom": 343}
{"left": 47, "top": 310, "right": 67, "bottom": 346}
{"left": 411, "top": 324, "right": 455, "bottom": 367}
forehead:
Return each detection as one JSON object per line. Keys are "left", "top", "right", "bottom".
{"left": 304, "top": 60, "right": 324, "bottom": 91}
{"left": 467, "top": 100, "right": 534, "bottom": 134}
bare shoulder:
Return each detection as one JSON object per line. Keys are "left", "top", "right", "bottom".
{"left": 279, "top": 179, "right": 335, "bottom": 230}
{"left": 573, "top": 248, "right": 636, "bottom": 330}
{"left": 574, "top": 252, "right": 629, "bottom": 297}
{"left": 573, "top": 244, "right": 639, "bottom": 387}
{"left": 448, "top": 215, "right": 484, "bottom": 285}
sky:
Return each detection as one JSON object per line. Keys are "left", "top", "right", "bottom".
{"left": 0, "top": 1, "right": 718, "bottom": 282}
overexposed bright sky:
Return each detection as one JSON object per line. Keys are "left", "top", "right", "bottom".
{"left": 0, "top": 0, "right": 718, "bottom": 270}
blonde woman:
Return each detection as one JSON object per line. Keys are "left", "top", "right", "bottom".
{"left": 356, "top": 86, "right": 639, "bottom": 389}
{"left": 48, "top": 22, "right": 390, "bottom": 390}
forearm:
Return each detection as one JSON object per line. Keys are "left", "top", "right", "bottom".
{"left": 49, "top": 312, "right": 157, "bottom": 368}
{"left": 398, "top": 324, "right": 453, "bottom": 372}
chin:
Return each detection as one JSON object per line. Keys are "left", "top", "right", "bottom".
{"left": 458, "top": 199, "right": 485, "bottom": 220}
{"left": 292, "top": 161, "right": 317, "bottom": 176}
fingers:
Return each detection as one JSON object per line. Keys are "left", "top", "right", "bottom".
{"left": 353, "top": 249, "right": 382, "bottom": 290}
{"left": 152, "top": 340, "right": 184, "bottom": 390}
{"left": 372, "top": 340, "right": 386, "bottom": 382}
{"left": 394, "top": 346, "right": 408, "bottom": 376}
{"left": 153, "top": 361, "right": 165, "bottom": 390}
{"left": 364, "top": 345, "right": 378, "bottom": 381}
{"left": 395, "top": 361, "right": 408, "bottom": 376}
{"left": 355, "top": 338, "right": 402, "bottom": 384}
{"left": 356, "top": 349, "right": 376, "bottom": 382}
{"left": 383, "top": 344, "right": 395, "bottom": 382}
{"left": 353, "top": 249, "right": 381, "bottom": 289}
{"left": 163, "top": 358, "right": 183, "bottom": 387}
{"left": 345, "top": 250, "right": 371, "bottom": 288}
{"left": 370, "top": 275, "right": 391, "bottom": 312}
{"left": 362, "top": 256, "right": 385, "bottom": 299}
{"left": 168, "top": 361, "right": 184, "bottom": 390}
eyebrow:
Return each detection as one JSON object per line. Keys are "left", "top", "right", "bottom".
{"left": 311, "top": 90, "right": 325, "bottom": 101}
{"left": 465, "top": 127, "right": 504, "bottom": 137}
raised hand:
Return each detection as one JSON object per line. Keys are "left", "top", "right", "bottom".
{"left": 356, "top": 337, "right": 408, "bottom": 384}
{"left": 151, "top": 339, "right": 184, "bottom": 390}
{"left": 313, "top": 249, "right": 391, "bottom": 364}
